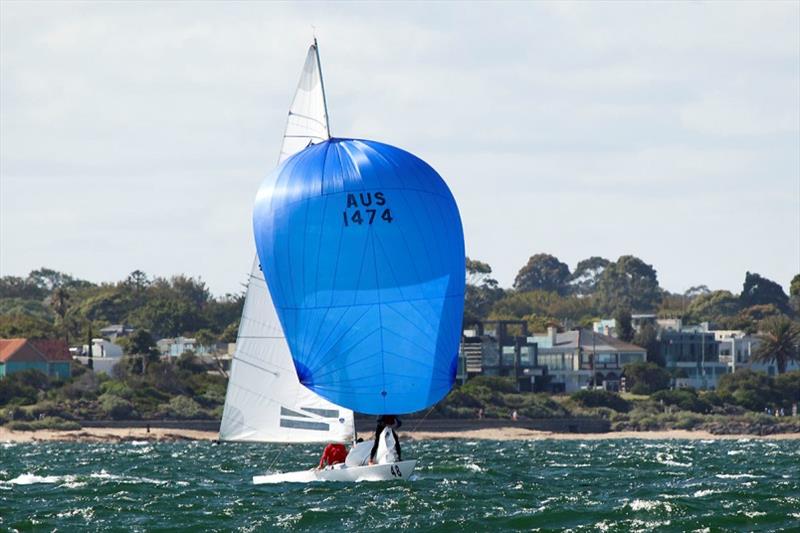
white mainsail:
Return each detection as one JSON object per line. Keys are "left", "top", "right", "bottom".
{"left": 219, "top": 42, "right": 355, "bottom": 443}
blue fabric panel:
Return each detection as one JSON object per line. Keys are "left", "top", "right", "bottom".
{"left": 253, "top": 138, "right": 465, "bottom": 414}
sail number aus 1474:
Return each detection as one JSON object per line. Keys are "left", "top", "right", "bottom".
{"left": 342, "top": 192, "right": 393, "bottom": 227}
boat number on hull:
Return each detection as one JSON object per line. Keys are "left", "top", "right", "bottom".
{"left": 342, "top": 192, "right": 393, "bottom": 227}
{"left": 390, "top": 465, "right": 402, "bottom": 477}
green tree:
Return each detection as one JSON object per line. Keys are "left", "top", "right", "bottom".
{"left": 49, "top": 287, "right": 71, "bottom": 345}
{"left": 752, "top": 316, "right": 800, "bottom": 374}
{"left": 569, "top": 256, "right": 610, "bottom": 297}
{"left": 716, "top": 369, "right": 780, "bottom": 411}
{"left": 790, "top": 274, "right": 800, "bottom": 315}
{"left": 27, "top": 268, "right": 93, "bottom": 292}
{"left": 27, "top": 268, "right": 71, "bottom": 291}
{"left": 154, "top": 275, "right": 210, "bottom": 308}
{"left": 0, "top": 275, "right": 47, "bottom": 300}
{"left": 124, "top": 270, "right": 151, "bottom": 292}
{"left": 622, "top": 361, "right": 670, "bottom": 394}
{"left": 219, "top": 321, "right": 239, "bottom": 343}
{"left": 775, "top": 371, "right": 800, "bottom": 406}
{"left": 686, "top": 290, "right": 740, "bottom": 323}
{"left": 615, "top": 308, "right": 634, "bottom": 342}
{"left": 77, "top": 288, "right": 134, "bottom": 324}
{"left": 128, "top": 297, "right": 204, "bottom": 338}
{"left": 651, "top": 388, "right": 712, "bottom": 413}
{"left": 720, "top": 304, "right": 783, "bottom": 333}
{"left": 791, "top": 275, "right": 800, "bottom": 298}
{"left": 195, "top": 329, "right": 217, "bottom": 350}
{"left": 633, "top": 323, "right": 663, "bottom": 366}
{"left": 740, "top": 272, "right": 790, "bottom": 313}
{"left": 684, "top": 285, "right": 711, "bottom": 299}
{"left": 596, "top": 256, "right": 662, "bottom": 313}
{"left": 0, "top": 314, "right": 58, "bottom": 339}
{"left": 119, "top": 329, "right": 159, "bottom": 374}
{"left": 203, "top": 293, "right": 244, "bottom": 334}
{"left": 513, "top": 254, "right": 571, "bottom": 295}
{"left": 464, "top": 258, "right": 504, "bottom": 326}
{"left": 570, "top": 389, "right": 630, "bottom": 412}
{"left": 489, "top": 289, "right": 597, "bottom": 331}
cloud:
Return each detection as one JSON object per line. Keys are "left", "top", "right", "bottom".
{"left": 1, "top": 1, "right": 798, "bottom": 295}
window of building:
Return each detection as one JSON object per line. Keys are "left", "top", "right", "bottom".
{"left": 597, "top": 353, "right": 616, "bottom": 364}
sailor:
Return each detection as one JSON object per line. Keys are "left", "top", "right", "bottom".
{"left": 317, "top": 442, "right": 348, "bottom": 469}
{"left": 368, "top": 414, "right": 402, "bottom": 465}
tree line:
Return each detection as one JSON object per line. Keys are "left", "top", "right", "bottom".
{"left": 2, "top": 259, "right": 798, "bottom": 364}
{"left": 466, "top": 253, "right": 798, "bottom": 328}
{"left": 0, "top": 268, "right": 244, "bottom": 347}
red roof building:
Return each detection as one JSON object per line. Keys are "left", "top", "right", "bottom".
{"left": 0, "top": 338, "right": 72, "bottom": 379}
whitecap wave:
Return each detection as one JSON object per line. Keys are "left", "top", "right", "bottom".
{"left": 56, "top": 508, "right": 94, "bottom": 520}
{"left": 7, "top": 473, "right": 75, "bottom": 485}
{"left": 655, "top": 453, "right": 692, "bottom": 468}
{"left": 89, "top": 470, "right": 167, "bottom": 485}
{"left": 627, "top": 499, "right": 672, "bottom": 512}
{"left": 716, "top": 473, "right": 763, "bottom": 479}
{"left": 693, "top": 489, "right": 722, "bottom": 497}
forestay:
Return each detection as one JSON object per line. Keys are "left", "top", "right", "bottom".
{"left": 219, "top": 42, "right": 354, "bottom": 443}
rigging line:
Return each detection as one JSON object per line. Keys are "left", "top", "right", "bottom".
{"left": 314, "top": 38, "right": 332, "bottom": 139}
{"left": 367, "top": 222, "right": 388, "bottom": 406}
{"left": 306, "top": 318, "right": 380, "bottom": 376}
{"left": 283, "top": 134, "right": 327, "bottom": 139}
{"left": 232, "top": 356, "right": 280, "bottom": 377}
{"left": 299, "top": 141, "right": 334, "bottom": 358}
{"left": 409, "top": 406, "right": 437, "bottom": 433}
{"left": 300, "top": 300, "right": 361, "bottom": 373}
{"left": 429, "top": 191, "right": 463, "bottom": 349}
{"left": 285, "top": 109, "right": 326, "bottom": 124}
{"left": 266, "top": 444, "right": 290, "bottom": 473}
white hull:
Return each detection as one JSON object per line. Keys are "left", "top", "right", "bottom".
{"left": 252, "top": 460, "right": 417, "bottom": 484}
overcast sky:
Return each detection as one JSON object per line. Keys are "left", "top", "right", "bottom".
{"left": 1, "top": 1, "right": 798, "bottom": 297}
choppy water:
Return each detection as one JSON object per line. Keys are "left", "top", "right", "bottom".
{"left": 1, "top": 438, "right": 798, "bottom": 531}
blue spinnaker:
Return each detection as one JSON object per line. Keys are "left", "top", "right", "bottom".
{"left": 253, "top": 139, "right": 465, "bottom": 414}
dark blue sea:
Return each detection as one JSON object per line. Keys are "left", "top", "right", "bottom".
{"left": 1, "top": 438, "right": 798, "bottom": 531}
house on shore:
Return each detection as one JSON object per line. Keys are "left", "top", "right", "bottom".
{"left": 531, "top": 328, "right": 647, "bottom": 393}
{"left": 73, "top": 338, "right": 125, "bottom": 375}
{"left": 458, "top": 321, "right": 647, "bottom": 393}
{"left": 0, "top": 338, "right": 72, "bottom": 379}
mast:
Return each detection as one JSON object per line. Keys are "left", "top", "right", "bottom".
{"left": 313, "top": 38, "right": 332, "bottom": 139}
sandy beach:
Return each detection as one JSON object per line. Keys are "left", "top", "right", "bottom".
{"left": 2, "top": 426, "right": 799, "bottom": 443}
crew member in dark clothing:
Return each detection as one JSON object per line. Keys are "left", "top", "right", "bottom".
{"left": 369, "top": 414, "right": 402, "bottom": 464}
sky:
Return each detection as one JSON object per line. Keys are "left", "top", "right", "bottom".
{"left": 1, "top": 1, "right": 798, "bottom": 297}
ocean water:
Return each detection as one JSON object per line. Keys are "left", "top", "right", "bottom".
{"left": 1, "top": 438, "right": 798, "bottom": 531}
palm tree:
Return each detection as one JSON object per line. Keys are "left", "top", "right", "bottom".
{"left": 49, "top": 287, "right": 70, "bottom": 345}
{"left": 752, "top": 316, "right": 800, "bottom": 374}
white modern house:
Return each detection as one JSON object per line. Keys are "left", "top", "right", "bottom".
{"left": 73, "top": 338, "right": 125, "bottom": 375}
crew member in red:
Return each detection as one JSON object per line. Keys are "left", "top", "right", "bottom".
{"left": 317, "top": 442, "right": 348, "bottom": 469}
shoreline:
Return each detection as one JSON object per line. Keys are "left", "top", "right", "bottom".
{"left": 1, "top": 426, "right": 799, "bottom": 443}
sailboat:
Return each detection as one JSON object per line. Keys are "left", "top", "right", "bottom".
{"left": 221, "top": 40, "right": 465, "bottom": 484}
